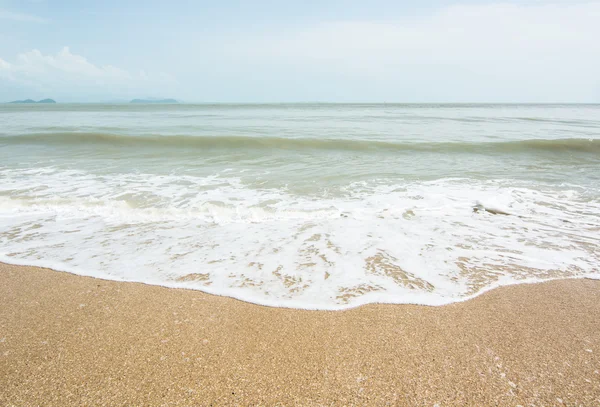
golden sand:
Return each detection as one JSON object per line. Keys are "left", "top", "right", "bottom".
{"left": 1, "top": 262, "right": 599, "bottom": 406}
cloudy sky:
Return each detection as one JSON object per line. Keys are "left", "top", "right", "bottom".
{"left": 1, "top": 0, "right": 599, "bottom": 102}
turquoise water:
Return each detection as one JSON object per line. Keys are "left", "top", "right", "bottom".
{"left": 1, "top": 104, "right": 599, "bottom": 309}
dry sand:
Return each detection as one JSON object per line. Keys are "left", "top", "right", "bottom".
{"left": 1, "top": 262, "right": 599, "bottom": 406}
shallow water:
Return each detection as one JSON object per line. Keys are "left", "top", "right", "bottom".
{"left": 1, "top": 103, "right": 599, "bottom": 309}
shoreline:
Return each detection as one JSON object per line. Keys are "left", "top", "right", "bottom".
{"left": 1, "top": 262, "right": 599, "bottom": 405}
{"left": 2, "top": 257, "right": 597, "bottom": 311}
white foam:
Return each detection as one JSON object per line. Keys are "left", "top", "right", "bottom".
{"left": 1, "top": 167, "right": 598, "bottom": 310}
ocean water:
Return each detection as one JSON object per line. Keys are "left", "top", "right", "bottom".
{"left": 1, "top": 103, "right": 599, "bottom": 309}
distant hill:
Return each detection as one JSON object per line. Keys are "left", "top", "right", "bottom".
{"left": 130, "top": 98, "right": 178, "bottom": 104}
{"left": 9, "top": 99, "right": 57, "bottom": 104}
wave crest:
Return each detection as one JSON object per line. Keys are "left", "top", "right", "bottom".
{"left": 1, "top": 132, "right": 599, "bottom": 154}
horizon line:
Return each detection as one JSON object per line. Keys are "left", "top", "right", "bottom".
{"left": 3, "top": 101, "right": 600, "bottom": 105}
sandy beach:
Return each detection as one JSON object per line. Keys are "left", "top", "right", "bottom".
{"left": 1, "top": 262, "right": 599, "bottom": 406}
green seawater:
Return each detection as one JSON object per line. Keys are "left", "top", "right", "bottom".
{"left": 1, "top": 103, "right": 599, "bottom": 309}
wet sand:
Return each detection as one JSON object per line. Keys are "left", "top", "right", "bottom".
{"left": 1, "top": 262, "right": 599, "bottom": 406}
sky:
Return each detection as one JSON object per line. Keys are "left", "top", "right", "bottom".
{"left": 0, "top": 0, "right": 599, "bottom": 103}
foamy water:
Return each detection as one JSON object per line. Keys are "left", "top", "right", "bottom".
{"left": 1, "top": 103, "right": 599, "bottom": 309}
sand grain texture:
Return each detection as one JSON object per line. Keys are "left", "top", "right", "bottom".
{"left": 1, "top": 263, "right": 599, "bottom": 406}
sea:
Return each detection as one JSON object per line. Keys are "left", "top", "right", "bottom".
{"left": 1, "top": 103, "right": 599, "bottom": 309}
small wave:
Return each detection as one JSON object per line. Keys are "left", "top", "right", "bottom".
{"left": 1, "top": 132, "right": 599, "bottom": 155}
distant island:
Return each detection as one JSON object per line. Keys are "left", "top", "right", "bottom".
{"left": 9, "top": 99, "right": 57, "bottom": 104}
{"left": 130, "top": 98, "right": 178, "bottom": 104}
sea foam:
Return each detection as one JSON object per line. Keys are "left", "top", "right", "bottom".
{"left": 1, "top": 167, "right": 598, "bottom": 310}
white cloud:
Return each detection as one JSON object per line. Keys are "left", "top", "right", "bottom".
{"left": 252, "top": 3, "right": 599, "bottom": 69}
{"left": 225, "top": 1, "right": 600, "bottom": 101}
{"left": 0, "top": 47, "right": 177, "bottom": 101}
{"left": 13, "top": 47, "right": 130, "bottom": 78}
{"left": 0, "top": 9, "right": 46, "bottom": 23}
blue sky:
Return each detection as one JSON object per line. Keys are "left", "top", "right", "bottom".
{"left": 1, "top": 0, "right": 599, "bottom": 102}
